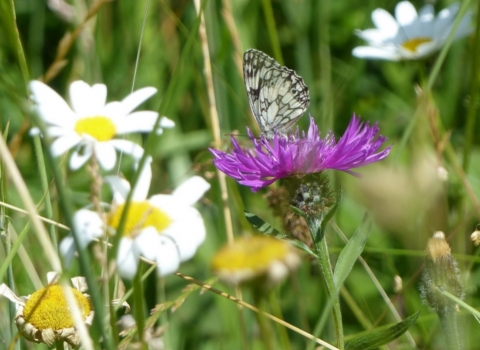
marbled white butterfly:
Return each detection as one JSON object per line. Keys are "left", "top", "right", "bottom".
{"left": 243, "top": 49, "right": 310, "bottom": 139}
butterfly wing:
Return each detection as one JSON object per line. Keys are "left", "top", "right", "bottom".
{"left": 243, "top": 49, "right": 310, "bottom": 139}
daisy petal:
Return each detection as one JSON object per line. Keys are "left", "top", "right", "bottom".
{"left": 131, "top": 157, "right": 152, "bottom": 201}
{"left": 104, "top": 175, "right": 131, "bottom": 203}
{"left": 120, "top": 87, "right": 157, "bottom": 116}
{"left": 352, "top": 46, "right": 401, "bottom": 61}
{"left": 95, "top": 142, "right": 117, "bottom": 170}
{"left": 70, "top": 81, "right": 97, "bottom": 117}
{"left": 29, "top": 81, "right": 77, "bottom": 127}
{"left": 135, "top": 228, "right": 180, "bottom": 277}
{"left": 117, "top": 238, "right": 140, "bottom": 280}
{"left": 59, "top": 236, "right": 76, "bottom": 268}
{"left": 172, "top": 176, "right": 210, "bottom": 206}
{"left": 395, "top": 1, "right": 417, "bottom": 26}
{"left": 50, "top": 134, "right": 82, "bottom": 156}
{"left": 73, "top": 209, "right": 104, "bottom": 246}
{"left": 115, "top": 111, "right": 159, "bottom": 134}
{"left": 372, "top": 9, "right": 399, "bottom": 37}
{"left": 70, "top": 146, "right": 93, "bottom": 170}
{"left": 109, "top": 139, "right": 144, "bottom": 161}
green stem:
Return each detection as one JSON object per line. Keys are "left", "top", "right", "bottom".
{"left": 261, "top": 0, "right": 283, "bottom": 64}
{"left": 33, "top": 135, "right": 58, "bottom": 252}
{"left": 438, "top": 306, "right": 461, "bottom": 350}
{"left": 315, "top": 235, "right": 344, "bottom": 349}
{"left": 253, "top": 292, "right": 275, "bottom": 350}
{"left": 133, "top": 269, "right": 147, "bottom": 349}
{"left": 463, "top": 0, "right": 480, "bottom": 172}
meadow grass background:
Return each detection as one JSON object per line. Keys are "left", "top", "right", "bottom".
{"left": 1, "top": 0, "right": 480, "bottom": 349}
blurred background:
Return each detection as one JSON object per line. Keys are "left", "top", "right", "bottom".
{"left": 1, "top": 0, "right": 479, "bottom": 349}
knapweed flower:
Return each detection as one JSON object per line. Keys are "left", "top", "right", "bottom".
{"left": 29, "top": 80, "right": 175, "bottom": 170}
{"left": 352, "top": 1, "right": 472, "bottom": 61}
{"left": 60, "top": 159, "right": 211, "bottom": 279}
{"left": 211, "top": 235, "right": 300, "bottom": 289}
{"left": 210, "top": 115, "right": 390, "bottom": 192}
{"left": 0, "top": 273, "right": 93, "bottom": 347}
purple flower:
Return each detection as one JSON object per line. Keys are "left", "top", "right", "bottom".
{"left": 210, "top": 115, "right": 391, "bottom": 192}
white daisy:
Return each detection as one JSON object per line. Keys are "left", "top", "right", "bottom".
{"left": 352, "top": 1, "right": 472, "bottom": 61}
{"left": 29, "top": 80, "right": 175, "bottom": 170}
{"left": 60, "top": 159, "right": 211, "bottom": 280}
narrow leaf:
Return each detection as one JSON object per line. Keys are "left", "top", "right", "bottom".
{"left": 345, "top": 312, "right": 420, "bottom": 350}
{"left": 244, "top": 211, "right": 316, "bottom": 256}
{"left": 333, "top": 213, "right": 371, "bottom": 289}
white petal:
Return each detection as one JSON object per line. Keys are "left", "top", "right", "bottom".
{"left": 372, "top": 9, "right": 399, "bottom": 37}
{"left": 352, "top": 46, "right": 402, "bottom": 61}
{"left": 104, "top": 175, "right": 130, "bottom": 203}
{"left": 132, "top": 157, "right": 152, "bottom": 201}
{"left": 135, "top": 227, "right": 180, "bottom": 277}
{"left": 45, "top": 126, "right": 69, "bottom": 137}
{"left": 115, "top": 111, "right": 159, "bottom": 134}
{"left": 91, "top": 84, "right": 107, "bottom": 111}
{"left": 50, "top": 133, "right": 82, "bottom": 156}
{"left": 159, "top": 116, "right": 175, "bottom": 128}
{"left": 59, "top": 236, "right": 76, "bottom": 268}
{"left": 117, "top": 238, "right": 140, "bottom": 280}
{"left": 103, "top": 101, "right": 124, "bottom": 118}
{"left": 29, "top": 80, "right": 77, "bottom": 127}
{"left": 73, "top": 209, "right": 104, "bottom": 246}
{"left": 69, "top": 81, "right": 107, "bottom": 117}
{"left": 94, "top": 142, "right": 117, "bottom": 170}
{"left": 109, "top": 139, "right": 144, "bottom": 160}
{"left": 172, "top": 176, "right": 210, "bottom": 206}
{"left": 119, "top": 87, "right": 157, "bottom": 116}
{"left": 163, "top": 207, "right": 206, "bottom": 261}
{"left": 69, "top": 145, "right": 93, "bottom": 170}
{"left": 356, "top": 28, "right": 392, "bottom": 44}
{"left": 395, "top": 1, "right": 417, "bottom": 26}
{"left": 418, "top": 4, "right": 434, "bottom": 22}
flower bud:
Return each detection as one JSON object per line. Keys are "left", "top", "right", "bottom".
{"left": 419, "top": 232, "right": 464, "bottom": 313}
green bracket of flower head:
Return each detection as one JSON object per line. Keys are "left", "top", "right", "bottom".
{"left": 333, "top": 212, "right": 371, "bottom": 290}
{"left": 244, "top": 211, "right": 316, "bottom": 257}
{"left": 345, "top": 311, "right": 420, "bottom": 350}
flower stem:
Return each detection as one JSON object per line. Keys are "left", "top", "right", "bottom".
{"left": 253, "top": 291, "right": 275, "bottom": 350}
{"left": 438, "top": 306, "right": 461, "bottom": 350}
{"left": 315, "top": 234, "right": 344, "bottom": 350}
{"left": 133, "top": 269, "right": 147, "bottom": 349}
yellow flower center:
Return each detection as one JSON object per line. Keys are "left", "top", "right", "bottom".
{"left": 23, "top": 285, "right": 91, "bottom": 330}
{"left": 108, "top": 201, "right": 172, "bottom": 237}
{"left": 211, "top": 236, "right": 290, "bottom": 272}
{"left": 74, "top": 116, "right": 116, "bottom": 141}
{"left": 401, "top": 37, "right": 432, "bottom": 53}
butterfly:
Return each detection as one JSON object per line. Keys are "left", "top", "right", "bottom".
{"left": 243, "top": 49, "right": 310, "bottom": 140}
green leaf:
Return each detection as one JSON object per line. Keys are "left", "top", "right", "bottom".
{"left": 345, "top": 312, "right": 420, "bottom": 350}
{"left": 244, "top": 211, "right": 316, "bottom": 257}
{"left": 333, "top": 212, "right": 372, "bottom": 289}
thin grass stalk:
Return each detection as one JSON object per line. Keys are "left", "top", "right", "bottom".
{"left": 332, "top": 223, "right": 418, "bottom": 348}
{"left": 133, "top": 270, "right": 147, "bottom": 348}
{"left": 268, "top": 292, "right": 292, "bottom": 350}
{"left": 193, "top": 0, "right": 234, "bottom": 245}
{"left": 27, "top": 131, "right": 115, "bottom": 348}
{"left": 261, "top": 0, "right": 283, "bottom": 64}
{"left": 221, "top": 0, "right": 243, "bottom": 74}
{"left": 109, "top": 0, "right": 205, "bottom": 261}
{"left": 174, "top": 272, "right": 339, "bottom": 350}
{"left": 316, "top": 0, "right": 334, "bottom": 130}
{"left": 253, "top": 293, "right": 275, "bottom": 350}
{"left": 33, "top": 135, "right": 58, "bottom": 252}
{"left": 462, "top": 0, "right": 480, "bottom": 172}
{"left": 0, "top": 0, "right": 29, "bottom": 91}
{"left": 425, "top": 0, "right": 472, "bottom": 92}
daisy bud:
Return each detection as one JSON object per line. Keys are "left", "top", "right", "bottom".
{"left": 419, "top": 232, "right": 464, "bottom": 313}
{"left": 470, "top": 225, "right": 480, "bottom": 246}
